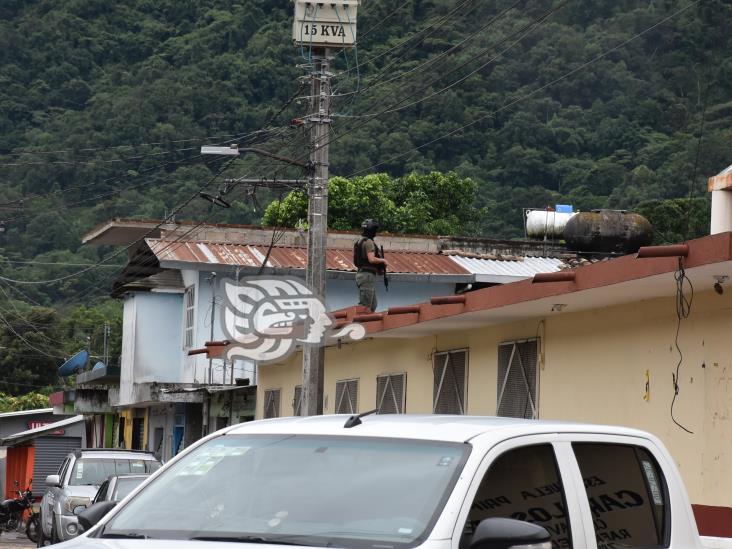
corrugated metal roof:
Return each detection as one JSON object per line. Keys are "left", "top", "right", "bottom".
{"left": 147, "top": 239, "right": 469, "bottom": 276}
{"left": 447, "top": 255, "right": 564, "bottom": 282}
{"left": 0, "top": 408, "right": 53, "bottom": 419}
{"left": 1, "top": 415, "right": 84, "bottom": 445}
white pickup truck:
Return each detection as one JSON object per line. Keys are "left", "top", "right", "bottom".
{"left": 59, "top": 415, "right": 730, "bottom": 549}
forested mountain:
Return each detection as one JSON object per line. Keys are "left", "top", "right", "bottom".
{"left": 0, "top": 0, "right": 730, "bottom": 381}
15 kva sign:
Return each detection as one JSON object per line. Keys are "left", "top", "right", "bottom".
{"left": 292, "top": 0, "right": 360, "bottom": 48}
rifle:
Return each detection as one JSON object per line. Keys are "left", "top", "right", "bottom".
{"left": 380, "top": 245, "right": 389, "bottom": 291}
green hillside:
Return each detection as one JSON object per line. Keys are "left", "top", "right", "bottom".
{"left": 0, "top": 0, "right": 730, "bottom": 307}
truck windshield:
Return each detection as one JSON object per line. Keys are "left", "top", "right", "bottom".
{"left": 101, "top": 434, "right": 470, "bottom": 548}
{"left": 69, "top": 459, "right": 159, "bottom": 486}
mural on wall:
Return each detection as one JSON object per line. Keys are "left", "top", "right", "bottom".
{"left": 221, "top": 277, "right": 365, "bottom": 364}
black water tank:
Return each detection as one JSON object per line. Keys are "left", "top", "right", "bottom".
{"left": 564, "top": 210, "right": 652, "bottom": 254}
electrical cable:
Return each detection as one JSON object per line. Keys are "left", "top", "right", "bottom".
{"left": 0, "top": 310, "right": 66, "bottom": 359}
{"left": 671, "top": 256, "right": 694, "bottom": 434}
{"left": 3, "top": 131, "right": 270, "bottom": 156}
{"left": 334, "top": 0, "right": 568, "bottom": 119}
{"left": 337, "top": 0, "right": 473, "bottom": 79}
{"left": 0, "top": 126, "right": 283, "bottom": 210}
{"left": 357, "top": 0, "right": 412, "bottom": 42}
{"left": 344, "top": 0, "right": 483, "bottom": 93}
{"left": 289, "top": 0, "right": 566, "bottom": 169}
{"left": 0, "top": 380, "right": 62, "bottom": 390}
{"left": 0, "top": 283, "right": 70, "bottom": 348}
{"left": 341, "top": 0, "right": 701, "bottom": 177}
{"left": 0, "top": 156, "right": 237, "bottom": 285}
{"left": 331, "top": 0, "right": 522, "bottom": 100}
{"left": 684, "top": 77, "right": 710, "bottom": 241}
{"left": 0, "top": 147, "right": 200, "bottom": 166}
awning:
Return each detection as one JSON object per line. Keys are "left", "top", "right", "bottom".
{"left": 1, "top": 415, "right": 84, "bottom": 446}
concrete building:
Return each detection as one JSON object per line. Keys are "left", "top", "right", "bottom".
{"left": 257, "top": 230, "right": 732, "bottom": 538}
{"left": 66, "top": 220, "right": 566, "bottom": 461}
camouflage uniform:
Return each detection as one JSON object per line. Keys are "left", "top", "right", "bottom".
{"left": 356, "top": 238, "right": 378, "bottom": 312}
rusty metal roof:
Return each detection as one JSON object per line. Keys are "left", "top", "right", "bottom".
{"left": 146, "top": 239, "right": 469, "bottom": 276}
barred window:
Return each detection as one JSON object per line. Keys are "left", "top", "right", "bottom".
{"left": 335, "top": 378, "right": 359, "bottom": 414}
{"left": 433, "top": 350, "right": 467, "bottom": 414}
{"left": 497, "top": 339, "right": 539, "bottom": 419}
{"left": 293, "top": 385, "right": 302, "bottom": 416}
{"left": 376, "top": 373, "right": 406, "bottom": 414}
{"left": 183, "top": 285, "right": 195, "bottom": 348}
{"left": 264, "top": 389, "right": 281, "bottom": 419}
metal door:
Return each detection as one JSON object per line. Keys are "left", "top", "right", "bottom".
{"left": 33, "top": 436, "right": 82, "bottom": 494}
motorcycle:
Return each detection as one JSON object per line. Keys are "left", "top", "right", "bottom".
{"left": 0, "top": 480, "right": 38, "bottom": 542}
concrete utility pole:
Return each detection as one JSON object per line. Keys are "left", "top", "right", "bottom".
{"left": 302, "top": 49, "right": 331, "bottom": 416}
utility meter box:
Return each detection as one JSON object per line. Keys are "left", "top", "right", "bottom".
{"left": 292, "top": 1, "right": 360, "bottom": 48}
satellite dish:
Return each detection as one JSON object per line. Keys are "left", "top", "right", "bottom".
{"left": 58, "top": 350, "right": 89, "bottom": 377}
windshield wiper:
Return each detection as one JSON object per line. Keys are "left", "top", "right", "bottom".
{"left": 101, "top": 532, "right": 150, "bottom": 539}
{"left": 189, "top": 535, "right": 313, "bottom": 545}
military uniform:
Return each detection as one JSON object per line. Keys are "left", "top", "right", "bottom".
{"left": 355, "top": 237, "right": 378, "bottom": 312}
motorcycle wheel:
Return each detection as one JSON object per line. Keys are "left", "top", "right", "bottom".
{"left": 26, "top": 515, "right": 39, "bottom": 543}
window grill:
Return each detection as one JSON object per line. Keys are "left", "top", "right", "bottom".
{"left": 264, "top": 389, "right": 281, "bottom": 419}
{"left": 184, "top": 285, "right": 195, "bottom": 348}
{"left": 293, "top": 385, "right": 303, "bottom": 416}
{"left": 433, "top": 350, "right": 468, "bottom": 414}
{"left": 335, "top": 378, "right": 359, "bottom": 414}
{"left": 496, "top": 339, "right": 539, "bottom": 419}
{"left": 376, "top": 373, "right": 406, "bottom": 414}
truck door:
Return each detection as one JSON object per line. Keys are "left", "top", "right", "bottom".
{"left": 453, "top": 436, "right": 589, "bottom": 549}
{"left": 566, "top": 439, "right": 672, "bottom": 549}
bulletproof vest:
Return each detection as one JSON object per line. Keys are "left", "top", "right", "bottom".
{"left": 353, "top": 237, "right": 378, "bottom": 270}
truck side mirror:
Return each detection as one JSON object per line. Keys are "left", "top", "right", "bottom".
{"left": 45, "top": 475, "right": 61, "bottom": 488}
{"left": 470, "top": 518, "right": 552, "bottom": 549}
{"left": 77, "top": 501, "right": 117, "bottom": 531}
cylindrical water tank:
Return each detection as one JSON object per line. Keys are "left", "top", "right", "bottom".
{"left": 564, "top": 210, "right": 653, "bottom": 254}
{"left": 526, "top": 210, "right": 577, "bottom": 239}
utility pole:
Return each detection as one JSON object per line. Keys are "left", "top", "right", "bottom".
{"left": 301, "top": 49, "right": 331, "bottom": 416}
{"left": 292, "top": 0, "right": 360, "bottom": 416}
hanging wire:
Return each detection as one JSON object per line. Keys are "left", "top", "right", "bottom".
{"left": 671, "top": 256, "right": 694, "bottom": 434}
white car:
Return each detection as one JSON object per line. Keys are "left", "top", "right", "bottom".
{"left": 55, "top": 414, "right": 728, "bottom": 549}
{"left": 38, "top": 449, "right": 161, "bottom": 546}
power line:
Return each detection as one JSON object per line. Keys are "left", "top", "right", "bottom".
{"left": 285, "top": 0, "right": 566, "bottom": 169}
{"left": 0, "top": 146, "right": 200, "bottom": 166}
{"left": 337, "top": 0, "right": 474, "bottom": 79}
{"left": 331, "top": 0, "right": 522, "bottom": 100}
{"left": 3, "top": 131, "right": 271, "bottom": 156}
{"left": 0, "top": 156, "right": 237, "bottom": 285}
{"left": 0, "top": 260, "right": 121, "bottom": 267}
{"left": 0, "top": 380, "right": 62, "bottom": 390}
{"left": 347, "top": 0, "right": 483, "bottom": 93}
{"left": 343, "top": 0, "right": 701, "bottom": 177}
{"left": 0, "top": 311, "right": 66, "bottom": 359}
{"left": 0, "top": 127, "right": 283, "bottom": 210}
{"left": 335, "top": 0, "right": 568, "bottom": 119}
{"left": 357, "top": 0, "right": 412, "bottom": 42}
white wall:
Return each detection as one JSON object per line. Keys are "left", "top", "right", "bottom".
{"left": 119, "top": 292, "right": 184, "bottom": 405}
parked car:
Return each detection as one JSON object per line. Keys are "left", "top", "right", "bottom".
{"left": 91, "top": 475, "right": 150, "bottom": 505}
{"left": 75, "top": 475, "right": 150, "bottom": 536}
{"left": 55, "top": 415, "right": 730, "bottom": 549}
{"left": 37, "top": 448, "right": 161, "bottom": 546}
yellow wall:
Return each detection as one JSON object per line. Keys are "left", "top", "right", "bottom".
{"left": 117, "top": 408, "right": 149, "bottom": 451}
{"left": 258, "top": 288, "right": 732, "bottom": 507}
{"left": 119, "top": 409, "right": 133, "bottom": 449}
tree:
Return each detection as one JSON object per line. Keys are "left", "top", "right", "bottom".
{"left": 262, "top": 172, "right": 481, "bottom": 235}
{"left": 0, "top": 392, "right": 50, "bottom": 412}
